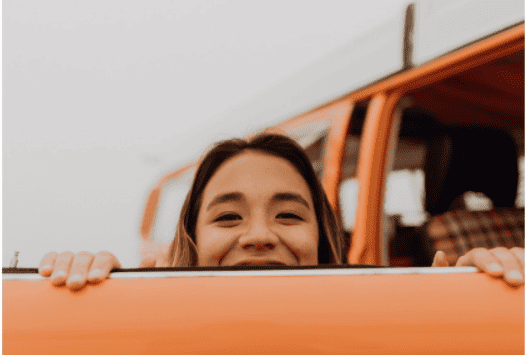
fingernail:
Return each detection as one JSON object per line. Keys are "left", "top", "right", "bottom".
{"left": 68, "top": 274, "right": 82, "bottom": 284}
{"left": 66, "top": 274, "right": 84, "bottom": 289}
{"left": 54, "top": 271, "right": 67, "bottom": 279}
{"left": 507, "top": 270, "right": 523, "bottom": 282}
{"left": 51, "top": 271, "right": 67, "bottom": 285}
{"left": 40, "top": 265, "right": 52, "bottom": 275}
{"left": 489, "top": 263, "right": 503, "bottom": 273}
{"left": 89, "top": 269, "right": 101, "bottom": 279}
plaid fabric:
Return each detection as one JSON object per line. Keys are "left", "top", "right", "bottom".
{"left": 426, "top": 208, "right": 525, "bottom": 266}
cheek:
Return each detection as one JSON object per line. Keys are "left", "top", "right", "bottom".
{"left": 279, "top": 224, "right": 319, "bottom": 264}
{"left": 195, "top": 225, "right": 236, "bottom": 266}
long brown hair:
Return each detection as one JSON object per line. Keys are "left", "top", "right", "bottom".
{"left": 167, "top": 133, "right": 345, "bottom": 266}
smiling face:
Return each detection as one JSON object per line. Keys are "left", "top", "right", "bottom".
{"left": 195, "top": 150, "right": 319, "bottom": 266}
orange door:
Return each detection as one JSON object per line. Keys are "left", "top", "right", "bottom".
{"left": 3, "top": 267, "right": 524, "bottom": 354}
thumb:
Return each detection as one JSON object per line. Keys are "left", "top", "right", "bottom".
{"left": 155, "top": 254, "right": 170, "bottom": 267}
{"left": 432, "top": 250, "right": 449, "bottom": 267}
{"left": 139, "top": 253, "right": 157, "bottom": 268}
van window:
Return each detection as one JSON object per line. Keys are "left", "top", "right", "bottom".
{"left": 339, "top": 143, "right": 428, "bottom": 232}
{"left": 151, "top": 167, "right": 196, "bottom": 245}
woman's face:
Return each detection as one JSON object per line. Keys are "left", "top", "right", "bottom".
{"left": 195, "top": 151, "right": 319, "bottom": 266}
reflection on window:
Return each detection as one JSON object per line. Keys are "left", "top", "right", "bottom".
{"left": 516, "top": 156, "right": 524, "bottom": 208}
{"left": 286, "top": 119, "right": 330, "bottom": 179}
{"left": 339, "top": 169, "right": 427, "bottom": 231}
{"left": 339, "top": 178, "right": 359, "bottom": 231}
{"left": 287, "top": 119, "right": 330, "bottom": 150}
{"left": 151, "top": 167, "right": 195, "bottom": 244}
{"left": 384, "top": 169, "right": 427, "bottom": 225}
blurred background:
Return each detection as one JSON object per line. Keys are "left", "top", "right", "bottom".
{"left": 4, "top": 0, "right": 416, "bottom": 267}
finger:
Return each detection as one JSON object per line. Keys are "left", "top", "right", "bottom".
{"left": 490, "top": 247, "right": 524, "bottom": 286}
{"left": 39, "top": 252, "right": 58, "bottom": 277}
{"left": 50, "top": 251, "right": 75, "bottom": 286}
{"left": 65, "top": 252, "right": 95, "bottom": 290}
{"left": 139, "top": 253, "right": 157, "bottom": 268}
{"left": 432, "top": 251, "right": 449, "bottom": 267}
{"left": 455, "top": 247, "right": 504, "bottom": 276}
{"left": 87, "top": 251, "right": 122, "bottom": 284}
{"left": 155, "top": 254, "right": 169, "bottom": 267}
{"left": 510, "top": 247, "right": 525, "bottom": 269}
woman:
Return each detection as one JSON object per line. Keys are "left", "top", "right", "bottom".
{"left": 39, "top": 134, "right": 524, "bottom": 290}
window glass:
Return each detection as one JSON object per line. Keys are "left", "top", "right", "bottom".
{"left": 340, "top": 123, "right": 524, "bottom": 235}
{"left": 287, "top": 119, "right": 331, "bottom": 179}
{"left": 339, "top": 133, "right": 428, "bottom": 232}
{"left": 516, "top": 156, "right": 525, "bottom": 208}
{"left": 384, "top": 169, "right": 427, "bottom": 226}
{"left": 339, "top": 178, "right": 359, "bottom": 231}
{"left": 338, "top": 105, "right": 366, "bottom": 232}
{"left": 151, "top": 167, "right": 196, "bottom": 245}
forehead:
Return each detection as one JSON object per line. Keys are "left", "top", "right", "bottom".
{"left": 201, "top": 150, "right": 313, "bottom": 202}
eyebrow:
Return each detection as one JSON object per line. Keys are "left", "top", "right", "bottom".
{"left": 206, "top": 191, "right": 311, "bottom": 211}
{"left": 271, "top": 192, "right": 311, "bottom": 209}
{"left": 206, "top": 192, "right": 243, "bottom": 211}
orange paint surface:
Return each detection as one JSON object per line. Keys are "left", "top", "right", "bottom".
{"left": 350, "top": 92, "right": 402, "bottom": 265}
{"left": 4, "top": 271, "right": 524, "bottom": 354}
{"left": 341, "top": 24, "right": 524, "bottom": 104}
{"left": 320, "top": 99, "right": 354, "bottom": 216}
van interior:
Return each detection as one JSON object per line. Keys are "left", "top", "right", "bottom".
{"left": 338, "top": 49, "right": 525, "bottom": 266}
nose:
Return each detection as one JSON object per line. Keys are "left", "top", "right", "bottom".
{"left": 238, "top": 216, "right": 279, "bottom": 252}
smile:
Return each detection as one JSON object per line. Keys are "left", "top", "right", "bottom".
{"left": 235, "top": 260, "right": 286, "bottom": 266}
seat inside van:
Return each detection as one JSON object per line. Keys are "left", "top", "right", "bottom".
{"left": 419, "top": 126, "right": 524, "bottom": 265}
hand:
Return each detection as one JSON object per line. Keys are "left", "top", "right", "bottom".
{"left": 432, "top": 247, "right": 524, "bottom": 286}
{"left": 139, "top": 241, "right": 171, "bottom": 268}
{"left": 39, "top": 251, "right": 122, "bottom": 291}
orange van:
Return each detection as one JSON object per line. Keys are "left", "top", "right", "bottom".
{"left": 4, "top": 1, "right": 524, "bottom": 353}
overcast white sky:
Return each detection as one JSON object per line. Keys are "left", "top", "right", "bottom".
{"left": 3, "top": 0, "right": 411, "bottom": 267}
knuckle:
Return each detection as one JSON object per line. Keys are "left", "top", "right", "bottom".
{"left": 472, "top": 247, "right": 488, "bottom": 254}
{"left": 76, "top": 251, "right": 94, "bottom": 258}
{"left": 71, "top": 264, "right": 91, "bottom": 273}
{"left": 96, "top": 251, "right": 115, "bottom": 260}
{"left": 42, "top": 251, "right": 58, "bottom": 260}
{"left": 55, "top": 255, "right": 73, "bottom": 268}
{"left": 492, "top": 247, "right": 512, "bottom": 260}
{"left": 74, "top": 253, "right": 95, "bottom": 265}
{"left": 96, "top": 253, "right": 114, "bottom": 263}
{"left": 511, "top": 247, "right": 524, "bottom": 255}
{"left": 93, "top": 253, "right": 117, "bottom": 270}
{"left": 59, "top": 251, "right": 75, "bottom": 260}
{"left": 71, "top": 265, "right": 94, "bottom": 276}
{"left": 469, "top": 248, "right": 487, "bottom": 260}
{"left": 498, "top": 254, "right": 512, "bottom": 262}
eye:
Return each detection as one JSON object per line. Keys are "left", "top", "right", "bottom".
{"left": 276, "top": 213, "right": 304, "bottom": 221}
{"left": 214, "top": 213, "right": 242, "bottom": 222}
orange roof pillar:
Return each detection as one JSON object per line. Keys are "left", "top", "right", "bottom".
{"left": 349, "top": 91, "right": 403, "bottom": 265}
{"left": 320, "top": 99, "right": 355, "bottom": 217}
